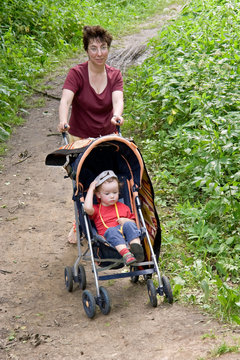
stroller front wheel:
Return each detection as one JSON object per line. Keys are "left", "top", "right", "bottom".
{"left": 82, "top": 290, "right": 96, "bottom": 318}
{"left": 99, "top": 286, "right": 111, "bottom": 315}
{"left": 162, "top": 275, "right": 173, "bottom": 304}
{"left": 147, "top": 279, "right": 157, "bottom": 307}
{"left": 78, "top": 264, "right": 87, "bottom": 290}
{"left": 64, "top": 266, "right": 73, "bottom": 292}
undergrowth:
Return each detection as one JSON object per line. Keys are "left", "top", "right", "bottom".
{"left": 123, "top": 0, "right": 240, "bottom": 325}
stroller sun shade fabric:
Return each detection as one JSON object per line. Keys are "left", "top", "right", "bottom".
{"left": 45, "top": 135, "right": 144, "bottom": 191}
{"left": 74, "top": 137, "right": 144, "bottom": 191}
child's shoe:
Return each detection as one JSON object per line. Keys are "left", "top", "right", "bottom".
{"left": 123, "top": 251, "right": 137, "bottom": 266}
{"left": 130, "top": 243, "right": 145, "bottom": 262}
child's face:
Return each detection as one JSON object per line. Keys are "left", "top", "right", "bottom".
{"left": 96, "top": 179, "right": 119, "bottom": 206}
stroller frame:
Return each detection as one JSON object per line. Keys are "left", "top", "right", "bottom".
{"left": 47, "top": 132, "right": 173, "bottom": 318}
{"left": 75, "top": 184, "right": 162, "bottom": 284}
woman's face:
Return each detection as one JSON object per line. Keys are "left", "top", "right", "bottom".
{"left": 87, "top": 38, "right": 109, "bottom": 66}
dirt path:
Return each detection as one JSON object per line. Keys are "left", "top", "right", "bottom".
{"left": 0, "top": 5, "right": 239, "bottom": 360}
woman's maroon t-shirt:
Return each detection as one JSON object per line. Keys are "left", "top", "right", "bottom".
{"left": 63, "top": 61, "right": 123, "bottom": 138}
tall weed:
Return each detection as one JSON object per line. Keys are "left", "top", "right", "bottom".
{"left": 124, "top": 0, "right": 240, "bottom": 324}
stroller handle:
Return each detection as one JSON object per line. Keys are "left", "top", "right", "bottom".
{"left": 116, "top": 120, "right": 122, "bottom": 137}
{"left": 62, "top": 124, "right": 69, "bottom": 145}
{"left": 62, "top": 131, "right": 68, "bottom": 145}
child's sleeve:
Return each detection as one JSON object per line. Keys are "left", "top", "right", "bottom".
{"left": 89, "top": 204, "right": 97, "bottom": 221}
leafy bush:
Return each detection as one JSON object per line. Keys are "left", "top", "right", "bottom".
{"left": 124, "top": 0, "right": 240, "bottom": 324}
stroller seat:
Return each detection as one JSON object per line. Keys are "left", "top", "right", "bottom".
{"left": 90, "top": 175, "right": 145, "bottom": 269}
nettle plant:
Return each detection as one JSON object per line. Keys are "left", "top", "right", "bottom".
{"left": 124, "top": 0, "right": 240, "bottom": 323}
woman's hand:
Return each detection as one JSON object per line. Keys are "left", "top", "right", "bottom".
{"left": 58, "top": 122, "right": 70, "bottom": 132}
{"left": 111, "top": 115, "right": 124, "bottom": 126}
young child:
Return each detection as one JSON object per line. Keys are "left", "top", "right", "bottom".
{"left": 84, "top": 170, "right": 144, "bottom": 266}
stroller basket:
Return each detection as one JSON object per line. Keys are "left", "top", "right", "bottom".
{"left": 46, "top": 134, "right": 173, "bottom": 318}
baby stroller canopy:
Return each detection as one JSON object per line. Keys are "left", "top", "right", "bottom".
{"left": 46, "top": 135, "right": 144, "bottom": 192}
{"left": 74, "top": 136, "right": 144, "bottom": 192}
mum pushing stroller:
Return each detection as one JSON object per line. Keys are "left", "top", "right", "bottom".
{"left": 45, "top": 132, "right": 173, "bottom": 318}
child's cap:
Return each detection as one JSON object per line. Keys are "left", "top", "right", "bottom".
{"left": 95, "top": 170, "right": 118, "bottom": 187}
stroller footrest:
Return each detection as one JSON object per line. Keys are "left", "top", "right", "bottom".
{"left": 98, "top": 267, "right": 155, "bottom": 281}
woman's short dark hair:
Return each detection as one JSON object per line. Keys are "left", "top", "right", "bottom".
{"left": 83, "top": 25, "right": 113, "bottom": 51}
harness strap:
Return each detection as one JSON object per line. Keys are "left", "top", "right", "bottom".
{"left": 99, "top": 203, "right": 120, "bottom": 229}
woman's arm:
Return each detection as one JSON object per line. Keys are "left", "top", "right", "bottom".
{"left": 111, "top": 90, "right": 124, "bottom": 126}
{"left": 58, "top": 89, "right": 75, "bottom": 132}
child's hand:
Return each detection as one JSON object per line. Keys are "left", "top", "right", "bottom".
{"left": 89, "top": 180, "right": 97, "bottom": 190}
{"left": 117, "top": 218, "right": 134, "bottom": 225}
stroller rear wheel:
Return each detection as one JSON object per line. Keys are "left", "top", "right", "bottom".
{"left": 78, "top": 264, "right": 87, "bottom": 290}
{"left": 147, "top": 279, "right": 157, "bottom": 307}
{"left": 99, "top": 286, "right": 111, "bottom": 315}
{"left": 162, "top": 275, "right": 173, "bottom": 304}
{"left": 143, "top": 274, "right": 152, "bottom": 281}
{"left": 130, "top": 266, "right": 139, "bottom": 283}
{"left": 64, "top": 266, "right": 73, "bottom": 292}
{"left": 82, "top": 290, "right": 96, "bottom": 318}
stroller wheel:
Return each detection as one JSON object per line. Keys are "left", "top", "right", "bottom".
{"left": 147, "top": 279, "right": 157, "bottom": 307}
{"left": 143, "top": 274, "right": 152, "bottom": 281}
{"left": 64, "top": 266, "right": 73, "bottom": 292}
{"left": 78, "top": 265, "right": 87, "bottom": 290}
{"left": 99, "top": 286, "right": 111, "bottom": 315}
{"left": 162, "top": 275, "right": 173, "bottom": 304}
{"left": 130, "top": 266, "right": 139, "bottom": 283}
{"left": 82, "top": 290, "right": 96, "bottom": 319}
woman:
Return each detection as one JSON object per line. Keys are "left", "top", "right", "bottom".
{"left": 58, "top": 25, "right": 124, "bottom": 142}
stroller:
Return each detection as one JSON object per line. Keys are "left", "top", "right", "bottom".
{"left": 46, "top": 132, "right": 173, "bottom": 318}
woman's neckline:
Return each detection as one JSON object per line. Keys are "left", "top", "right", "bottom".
{"left": 87, "top": 61, "right": 108, "bottom": 95}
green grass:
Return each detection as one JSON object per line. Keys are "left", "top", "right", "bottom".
{"left": 197, "top": 338, "right": 240, "bottom": 360}
{"left": 211, "top": 342, "right": 239, "bottom": 357}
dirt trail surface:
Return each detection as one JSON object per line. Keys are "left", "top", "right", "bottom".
{"left": 0, "top": 5, "right": 239, "bottom": 360}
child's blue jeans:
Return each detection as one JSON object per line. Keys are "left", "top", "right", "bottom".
{"left": 104, "top": 221, "right": 141, "bottom": 247}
